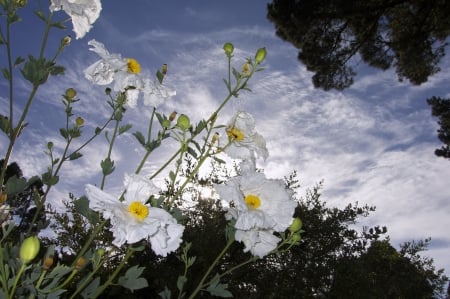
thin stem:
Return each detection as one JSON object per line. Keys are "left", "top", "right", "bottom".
{"left": 100, "top": 118, "right": 121, "bottom": 189}
{"left": 187, "top": 237, "right": 234, "bottom": 299}
{"left": 91, "top": 246, "right": 134, "bottom": 298}
{"left": 8, "top": 263, "right": 26, "bottom": 299}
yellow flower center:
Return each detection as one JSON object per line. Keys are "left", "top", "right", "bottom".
{"left": 127, "top": 58, "right": 141, "bottom": 74}
{"left": 245, "top": 194, "right": 261, "bottom": 209}
{"left": 226, "top": 127, "right": 244, "bottom": 141}
{"left": 128, "top": 201, "right": 149, "bottom": 221}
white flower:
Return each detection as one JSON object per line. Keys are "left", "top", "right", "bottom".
{"left": 224, "top": 111, "right": 268, "bottom": 161}
{"left": 85, "top": 174, "right": 184, "bottom": 256}
{"left": 49, "top": 0, "right": 102, "bottom": 39}
{"left": 235, "top": 229, "right": 280, "bottom": 258}
{"left": 215, "top": 165, "right": 296, "bottom": 232}
{"left": 84, "top": 39, "right": 175, "bottom": 108}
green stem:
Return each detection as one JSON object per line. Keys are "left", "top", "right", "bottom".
{"left": 8, "top": 263, "right": 26, "bottom": 299}
{"left": 91, "top": 246, "right": 134, "bottom": 298}
{"left": 100, "top": 118, "right": 121, "bottom": 189}
{"left": 187, "top": 237, "right": 234, "bottom": 299}
{"left": 0, "top": 246, "right": 10, "bottom": 297}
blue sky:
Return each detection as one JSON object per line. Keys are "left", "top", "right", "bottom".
{"left": 2, "top": 1, "right": 450, "bottom": 278}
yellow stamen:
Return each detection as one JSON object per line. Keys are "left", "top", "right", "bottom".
{"left": 128, "top": 201, "right": 149, "bottom": 221}
{"left": 127, "top": 58, "right": 141, "bottom": 74}
{"left": 226, "top": 127, "right": 244, "bottom": 141}
{"left": 245, "top": 194, "right": 261, "bottom": 209}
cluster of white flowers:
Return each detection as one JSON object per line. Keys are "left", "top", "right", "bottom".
{"left": 84, "top": 40, "right": 176, "bottom": 108}
{"left": 55, "top": 0, "right": 297, "bottom": 259}
{"left": 85, "top": 174, "right": 184, "bottom": 256}
{"left": 215, "top": 112, "right": 297, "bottom": 258}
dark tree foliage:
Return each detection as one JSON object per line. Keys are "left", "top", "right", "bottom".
{"left": 45, "top": 166, "right": 448, "bottom": 298}
{"left": 427, "top": 96, "right": 450, "bottom": 159}
{"left": 330, "top": 240, "right": 447, "bottom": 298}
{"left": 267, "top": 0, "right": 450, "bottom": 90}
{"left": 0, "top": 159, "right": 45, "bottom": 237}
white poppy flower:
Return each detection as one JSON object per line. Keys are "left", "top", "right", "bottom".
{"left": 84, "top": 39, "right": 175, "bottom": 108}
{"left": 85, "top": 174, "right": 184, "bottom": 256}
{"left": 224, "top": 111, "right": 269, "bottom": 161}
{"left": 235, "top": 229, "right": 280, "bottom": 258}
{"left": 215, "top": 166, "right": 296, "bottom": 232}
{"left": 49, "top": 0, "right": 102, "bottom": 39}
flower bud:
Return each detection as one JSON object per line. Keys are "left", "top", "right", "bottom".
{"left": 255, "top": 47, "right": 267, "bottom": 64}
{"left": 42, "top": 256, "right": 54, "bottom": 270}
{"left": 161, "top": 64, "right": 168, "bottom": 75}
{"left": 105, "top": 87, "right": 111, "bottom": 95}
{"left": 223, "top": 42, "right": 234, "bottom": 56}
{"left": 177, "top": 114, "right": 190, "bottom": 130}
{"left": 14, "top": 0, "right": 27, "bottom": 8}
{"left": 289, "top": 217, "right": 302, "bottom": 233}
{"left": 169, "top": 111, "right": 177, "bottom": 122}
{"left": 75, "top": 117, "right": 84, "bottom": 126}
{"left": 20, "top": 236, "right": 40, "bottom": 264}
{"left": 242, "top": 63, "right": 251, "bottom": 76}
{"left": 0, "top": 192, "right": 7, "bottom": 204}
{"left": 291, "top": 233, "right": 301, "bottom": 243}
{"left": 96, "top": 248, "right": 105, "bottom": 258}
{"left": 75, "top": 256, "right": 87, "bottom": 270}
{"left": 211, "top": 132, "right": 219, "bottom": 144}
{"left": 61, "top": 35, "right": 71, "bottom": 47}
{"left": 65, "top": 88, "right": 77, "bottom": 99}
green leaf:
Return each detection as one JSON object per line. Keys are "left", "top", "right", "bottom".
{"left": 206, "top": 274, "right": 233, "bottom": 298}
{"left": 59, "top": 128, "right": 68, "bottom": 139}
{"left": 133, "top": 131, "right": 146, "bottom": 146}
{"left": 14, "top": 56, "right": 25, "bottom": 66}
{"left": 117, "top": 265, "right": 148, "bottom": 291}
{"left": 80, "top": 277, "right": 100, "bottom": 299}
{"left": 212, "top": 156, "right": 226, "bottom": 164}
{"left": 158, "top": 286, "right": 171, "bottom": 299}
{"left": 156, "top": 69, "right": 164, "bottom": 84}
{"left": 34, "top": 10, "right": 47, "bottom": 22}
{"left": 74, "top": 196, "right": 99, "bottom": 224}
{"left": 50, "top": 21, "right": 67, "bottom": 30}
{"left": 1, "top": 68, "right": 10, "bottom": 80}
{"left": 68, "top": 152, "right": 83, "bottom": 161}
{"left": 119, "top": 124, "right": 132, "bottom": 135}
{"left": 177, "top": 275, "right": 187, "bottom": 292}
{"left": 5, "top": 176, "right": 27, "bottom": 196}
{"left": 100, "top": 158, "right": 115, "bottom": 176}
{"left": 42, "top": 170, "right": 59, "bottom": 186}
{"left": 0, "top": 114, "right": 10, "bottom": 136}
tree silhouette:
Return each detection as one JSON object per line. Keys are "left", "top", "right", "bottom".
{"left": 267, "top": 0, "right": 450, "bottom": 90}
{"left": 427, "top": 96, "right": 450, "bottom": 160}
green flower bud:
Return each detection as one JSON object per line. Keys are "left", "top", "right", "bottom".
{"left": 255, "top": 47, "right": 267, "bottom": 64}
{"left": 20, "top": 236, "right": 40, "bottom": 264}
{"left": 162, "top": 119, "right": 171, "bottom": 129}
{"left": 75, "top": 117, "right": 85, "bottom": 126}
{"left": 291, "top": 233, "right": 301, "bottom": 243}
{"left": 97, "top": 248, "right": 105, "bottom": 258}
{"left": 223, "top": 42, "right": 234, "bottom": 56}
{"left": 65, "top": 88, "right": 77, "bottom": 99}
{"left": 177, "top": 114, "right": 190, "bottom": 130}
{"left": 289, "top": 217, "right": 302, "bottom": 233}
